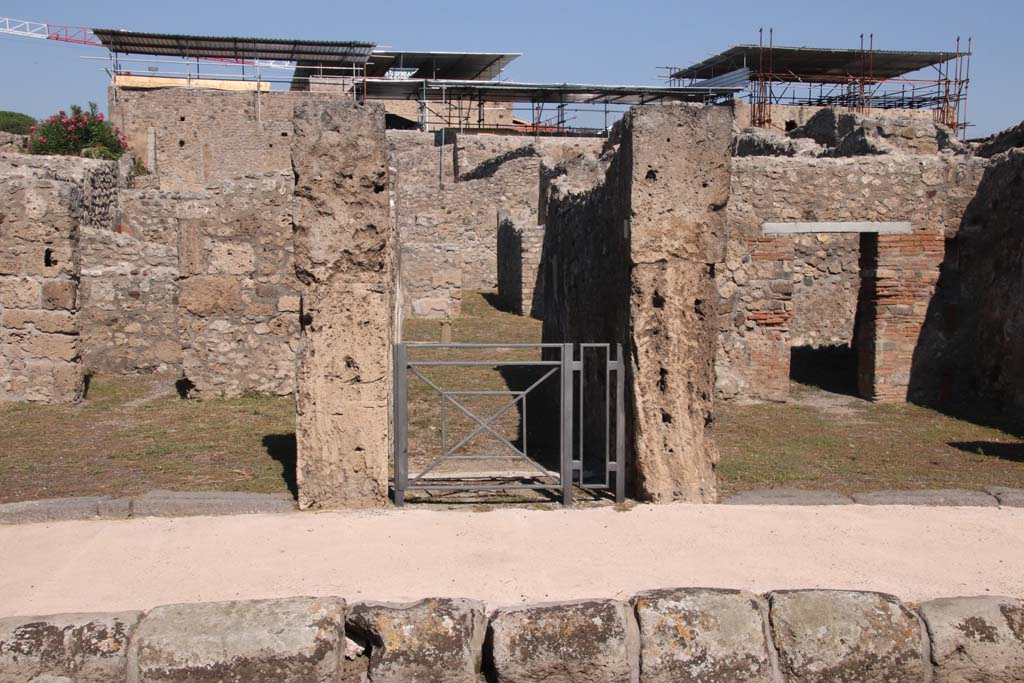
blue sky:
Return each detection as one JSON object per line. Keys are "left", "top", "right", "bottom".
{"left": 0, "top": 0, "right": 1019, "bottom": 136}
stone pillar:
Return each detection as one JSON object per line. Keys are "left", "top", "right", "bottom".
{"left": 856, "top": 230, "right": 945, "bottom": 402}
{"left": 291, "top": 101, "right": 394, "bottom": 509}
{"left": 625, "top": 105, "right": 733, "bottom": 502}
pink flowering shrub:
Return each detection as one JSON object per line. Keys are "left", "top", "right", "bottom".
{"left": 27, "top": 102, "right": 128, "bottom": 160}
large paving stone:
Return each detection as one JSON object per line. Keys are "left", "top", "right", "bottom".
{"left": 0, "top": 611, "right": 142, "bottom": 682}
{"left": 347, "top": 598, "right": 486, "bottom": 683}
{"left": 131, "top": 490, "right": 295, "bottom": 517}
{"left": 851, "top": 489, "right": 998, "bottom": 506}
{"left": 721, "top": 489, "right": 853, "bottom": 505}
{"left": 769, "top": 590, "right": 926, "bottom": 683}
{"left": 128, "top": 597, "right": 345, "bottom": 683}
{"left": 490, "top": 600, "right": 640, "bottom": 683}
{"left": 919, "top": 595, "right": 1024, "bottom": 683}
{"left": 984, "top": 487, "right": 1024, "bottom": 507}
{"left": 631, "top": 588, "right": 775, "bottom": 683}
{"left": 0, "top": 497, "right": 109, "bottom": 524}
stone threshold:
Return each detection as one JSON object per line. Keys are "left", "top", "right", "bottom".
{"left": 0, "top": 489, "right": 296, "bottom": 524}
{"left": 721, "top": 486, "right": 1024, "bottom": 507}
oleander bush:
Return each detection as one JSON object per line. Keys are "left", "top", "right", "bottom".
{"left": 27, "top": 102, "right": 127, "bottom": 159}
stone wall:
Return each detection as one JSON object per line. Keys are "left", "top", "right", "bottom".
{"left": 292, "top": 100, "right": 395, "bottom": 510}
{"left": 0, "top": 154, "right": 118, "bottom": 402}
{"left": 4, "top": 590, "right": 1022, "bottom": 683}
{"left": 543, "top": 104, "right": 732, "bottom": 503}
{"left": 719, "top": 152, "right": 987, "bottom": 402}
{"left": 911, "top": 148, "right": 1024, "bottom": 418}
{"left": 108, "top": 86, "right": 322, "bottom": 191}
{"left": 176, "top": 174, "right": 299, "bottom": 398}
{"left": 389, "top": 130, "right": 601, "bottom": 318}
{"left": 496, "top": 210, "right": 545, "bottom": 317}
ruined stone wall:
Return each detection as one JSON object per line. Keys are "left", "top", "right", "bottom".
{"left": 176, "top": 174, "right": 300, "bottom": 398}
{"left": 543, "top": 104, "right": 733, "bottom": 503}
{"left": 389, "top": 130, "right": 601, "bottom": 317}
{"left": 720, "top": 153, "right": 986, "bottom": 402}
{"left": 292, "top": 101, "right": 394, "bottom": 509}
{"left": 496, "top": 211, "right": 545, "bottom": 317}
{"left": 108, "top": 87, "right": 325, "bottom": 191}
{"left": 0, "top": 154, "right": 118, "bottom": 402}
{"left": 912, "top": 148, "right": 1024, "bottom": 418}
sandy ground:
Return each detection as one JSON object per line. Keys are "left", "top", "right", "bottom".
{"left": 1, "top": 503, "right": 1022, "bottom": 617}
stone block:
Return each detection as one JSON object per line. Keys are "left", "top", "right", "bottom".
{"left": 851, "top": 489, "right": 998, "bottom": 507}
{"left": 131, "top": 490, "right": 295, "bottom": 518}
{"left": 632, "top": 588, "right": 774, "bottom": 683}
{"left": 489, "top": 600, "right": 640, "bottom": 683}
{"left": 23, "top": 331, "right": 79, "bottom": 362}
{"left": 347, "top": 598, "right": 486, "bottom": 683}
{"left": 919, "top": 595, "right": 1024, "bottom": 683}
{"left": 769, "top": 590, "right": 926, "bottom": 683}
{"left": 41, "top": 280, "right": 77, "bottom": 310}
{"left": 0, "top": 611, "right": 142, "bottom": 682}
{"left": 208, "top": 242, "right": 255, "bottom": 276}
{"left": 178, "top": 276, "right": 241, "bottom": 316}
{"left": 0, "top": 277, "right": 40, "bottom": 308}
{"left": 0, "top": 309, "right": 76, "bottom": 334}
{"left": 984, "top": 487, "right": 1024, "bottom": 507}
{"left": 128, "top": 597, "right": 345, "bottom": 683}
{"left": 721, "top": 489, "right": 853, "bottom": 505}
{"left": 0, "top": 496, "right": 107, "bottom": 524}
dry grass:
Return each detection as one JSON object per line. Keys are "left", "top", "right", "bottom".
{"left": 2, "top": 290, "right": 1021, "bottom": 504}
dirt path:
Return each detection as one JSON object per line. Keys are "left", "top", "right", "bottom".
{"left": 1, "top": 503, "right": 1021, "bottom": 617}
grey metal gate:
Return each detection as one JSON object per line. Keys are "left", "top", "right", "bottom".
{"left": 392, "top": 343, "right": 625, "bottom": 506}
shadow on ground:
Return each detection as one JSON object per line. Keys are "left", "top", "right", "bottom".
{"left": 948, "top": 441, "right": 1024, "bottom": 462}
{"left": 262, "top": 434, "right": 298, "bottom": 500}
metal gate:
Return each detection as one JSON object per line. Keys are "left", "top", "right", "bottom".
{"left": 392, "top": 343, "right": 625, "bottom": 506}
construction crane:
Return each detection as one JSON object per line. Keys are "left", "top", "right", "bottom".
{"left": 0, "top": 16, "right": 291, "bottom": 69}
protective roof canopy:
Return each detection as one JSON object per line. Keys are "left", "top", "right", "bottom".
{"left": 92, "top": 28, "right": 376, "bottom": 63}
{"left": 365, "top": 51, "right": 520, "bottom": 80}
{"left": 672, "top": 45, "right": 960, "bottom": 82}
{"left": 363, "top": 79, "right": 740, "bottom": 104}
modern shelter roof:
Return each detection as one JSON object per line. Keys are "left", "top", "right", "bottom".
{"left": 365, "top": 51, "right": 520, "bottom": 80}
{"left": 92, "top": 28, "right": 376, "bottom": 63}
{"left": 672, "top": 45, "right": 960, "bottom": 82}
{"left": 363, "top": 79, "right": 741, "bottom": 104}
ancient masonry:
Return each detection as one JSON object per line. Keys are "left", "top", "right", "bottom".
{"left": 542, "top": 105, "right": 733, "bottom": 503}
{"left": 2, "top": 590, "right": 1023, "bottom": 683}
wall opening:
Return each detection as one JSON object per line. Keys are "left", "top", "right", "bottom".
{"left": 789, "top": 344, "right": 859, "bottom": 396}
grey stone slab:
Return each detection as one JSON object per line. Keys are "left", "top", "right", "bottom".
{"left": 762, "top": 221, "right": 912, "bottom": 235}
{"left": 0, "top": 611, "right": 142, "bottom": 682}
{"left": 128, "top": 597, "right": 345, "bottom": 683}
{"left": 984, "top": 487, "right": 1024, "bottom": 507}
{"left": 97, "top": 496, "right": 132, "bottom": 519}
{"left": 769, "top": 590, "right": 926, "bottom": 683}
{"left": 347, "top": 598, "right": 486, "bottom": 683}
{"left": 0, "top": 496, "right": 106, "bottom": 524}
{"left": 920, "top": 595, "right": 1024, "bottom": 683}
{"left": 851, "top": 489, "right": 998, "bottom": 507}
{"left": 490, "top": 599, "right": 640, "bottom": 683}
{"left": 131, "top": 490, "right": 295, "bottom": 517}
{"left": 632, "top": 588, "right": 775, "bottom": 683}
{"left": 721, "top": 489, "right": 853, "bottom": 505}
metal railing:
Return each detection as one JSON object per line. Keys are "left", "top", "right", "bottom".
{"left": 392, "top": 342, "right": 625, "bottom": 506}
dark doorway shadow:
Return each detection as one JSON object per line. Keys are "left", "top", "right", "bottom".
{"left": 262, "top": 433, "right": 298, "bottom": 500}
{"left": 790, "top": 345, "right": 858, "bottom": 396}
{"left": 948, "top": 441, "right": 1024, "bottom": 463}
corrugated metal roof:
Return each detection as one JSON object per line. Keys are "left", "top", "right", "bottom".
{"left": 92, "top": 28, "right": 375, "bottom": 63}
{"left": 672, "top": 45, "right": 960, "bottom": 82}
{"left": 365, "top": 51, "right": 520, "bottom": 80}
{"left": 363, "top": 79, "right": 740, "bottom": 105}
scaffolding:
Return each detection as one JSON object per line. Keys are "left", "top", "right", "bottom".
{"left": 666, "top": 31, "right": 972, "bottom": 139}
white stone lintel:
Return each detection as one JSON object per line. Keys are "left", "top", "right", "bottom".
{"left": 762, "top": 221, "right": 912, "bottom": 235}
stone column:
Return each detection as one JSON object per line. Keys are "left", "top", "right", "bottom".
{"left": 625, "top": 105, "right": 733, "bottom": 502}
{"left": 291, "top": 101, "right": 394, "bottom": 509}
